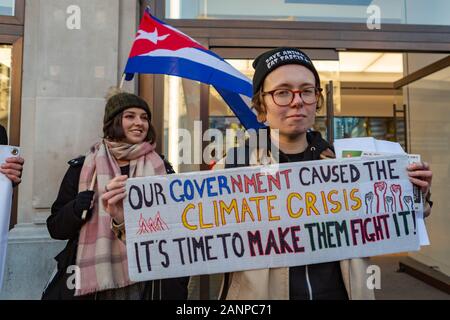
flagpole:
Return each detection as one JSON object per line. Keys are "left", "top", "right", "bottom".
{"left": 119, "top": 73, "right": 126, "bottom": 89}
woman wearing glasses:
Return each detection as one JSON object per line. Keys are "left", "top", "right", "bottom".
{"left": 218, "top": 47, "right": 433, "bottom": 300}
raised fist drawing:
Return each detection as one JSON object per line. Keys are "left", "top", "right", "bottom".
{"left": 403, "top": 195, "right": 414, "bottom": 212}
{"left": 374, "top": 181, "right": 387, "bottom": 213}
{"left": 390, "top": 184, "right": 403, "bottom": 211}
{"left": 365, "top": 192, "right": 374, "bottom": 214}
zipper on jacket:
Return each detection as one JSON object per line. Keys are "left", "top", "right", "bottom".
{"left": 310, "top": 146, "right": 316, "bottom": 159}
{"left": 305, "top": 265, "right": 313, "bottom": 300}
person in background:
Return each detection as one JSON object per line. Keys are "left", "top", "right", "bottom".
{"left": 43, "top": 89, "right": 189, "bottom": 300}
{"left": 217, "top": 47, "right": 433, "bottom": 300}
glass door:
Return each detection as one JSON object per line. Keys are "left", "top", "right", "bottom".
{"left": 394, "top": 54, "right": 450, "bottom": 279}
{"left": 208, "top": 51, "right": 406, "bottom": 147}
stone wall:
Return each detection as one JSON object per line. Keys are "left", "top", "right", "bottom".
{"left": 1, "top": 0, "right": 138, "bottom": 299}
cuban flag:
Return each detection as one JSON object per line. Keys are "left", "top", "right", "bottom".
{"left": 124, "top": 8, "right": 264, "bottom": 130}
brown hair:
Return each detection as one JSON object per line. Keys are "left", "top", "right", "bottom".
{"left": 103, "top": 111, "right": 156, "bottom": 144}
{"left": 252, "top": 88, "right": 324, "bottom": 123}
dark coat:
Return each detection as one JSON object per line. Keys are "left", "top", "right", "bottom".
{"left": 42, "top": 155, "right": 189, "bottom": 300}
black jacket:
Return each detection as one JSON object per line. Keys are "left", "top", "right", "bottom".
{"left": 222, "top": 130, "right": 348, "bottom": 300}
{"left": 43, "top": 155, "right": 189, "bottom": 300}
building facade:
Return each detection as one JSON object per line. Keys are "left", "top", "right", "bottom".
{"left": 0, "top": 0, "right": 449, "bottom": 299}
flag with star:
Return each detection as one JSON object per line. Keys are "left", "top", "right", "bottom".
{"left": 124, "top": 7, "right": 264, "bottom": 130}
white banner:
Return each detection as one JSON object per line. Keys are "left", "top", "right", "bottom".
{"left": 0, "top": 145, "right": 20, "bottom": 290}
{"left": 124, "top": 154, "right": 421, "bottom": 282}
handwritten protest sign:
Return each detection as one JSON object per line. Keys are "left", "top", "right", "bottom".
{"left": 0, "top": 146, "right": 20, "bottom": 289}
{"left": 334, "top": 137, "right": 429, "bottom": 245}
{"left": 124, "top": 154, "right": 421, "bottom": 282}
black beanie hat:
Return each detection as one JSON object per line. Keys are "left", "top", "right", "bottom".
{"left": 104, "top": 92, "right": 151, "bottom": 124}
{"left": 252, "top": 47, "right": 321, "bottom": 94}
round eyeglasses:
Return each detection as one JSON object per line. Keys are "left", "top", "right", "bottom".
{"left": 262, "top": 87, "right": 323, "bottom": 106}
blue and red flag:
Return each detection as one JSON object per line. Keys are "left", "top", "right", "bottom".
{"left": 124, "top": 8, "right": 264, "bottom": 130}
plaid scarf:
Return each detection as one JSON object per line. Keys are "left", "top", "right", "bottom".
{"left": 75, "top": 139, "right": 166, "bottom": 296}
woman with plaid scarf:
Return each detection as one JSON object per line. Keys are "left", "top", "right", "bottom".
{"left": 43, "top": 89, "right": 189, "bottom": 300}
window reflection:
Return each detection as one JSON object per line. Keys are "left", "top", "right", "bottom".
{"left": 165, "top": 0, "right": 450, "bottom": 26}
{"left": 164, "top": 76, "right": 202, "bottom": 173}
{"left": 0, "top": 45, "right": 11, "bottom": 134}
{"left": 209, "top": 54, "right": 405, "bottom": 146}
{"left": 0, "top": 0, "right": 15, "bottom": 16}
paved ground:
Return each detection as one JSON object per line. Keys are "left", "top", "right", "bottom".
{"left": 371, "top": 254, "right": 449, "bottom": 300}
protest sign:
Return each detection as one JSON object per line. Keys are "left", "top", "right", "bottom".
{"left": 124, "top": 154, "right": 420, "bottom": 282}
{"left": 0, "top": 145, "right": 20, "bottom": 289}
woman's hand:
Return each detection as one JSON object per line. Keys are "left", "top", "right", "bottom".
{"left": 0, "top": 156, "right": 24, "bottom": 185}
{"left": 407, "top": 161, "right": 432, "bottom": 196}
{"left": 407, "top": 161, "right": 433, "bottom": 218}
{"left": 101, "top": 175, "right": 128, "bottom": 224}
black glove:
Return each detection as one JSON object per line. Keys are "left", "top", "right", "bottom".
{"left": 73, "top": 190, "right": 95, "bottom": 220}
